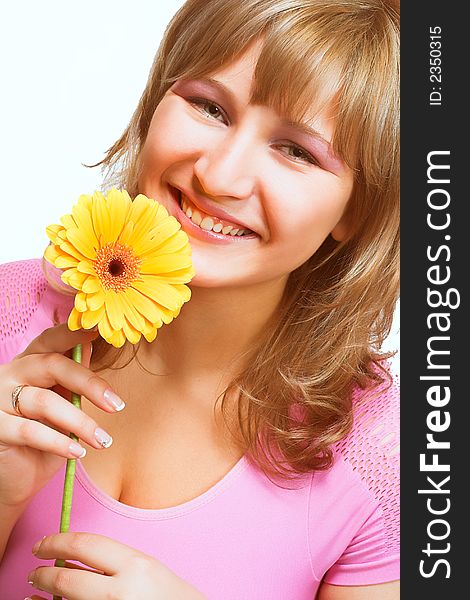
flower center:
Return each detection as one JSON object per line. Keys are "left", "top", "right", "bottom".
{"left": 108, "top": 259, "right": 125, "bottom": 277}
{"left": 94, "top": 242, "right": 141, "bottom": 291}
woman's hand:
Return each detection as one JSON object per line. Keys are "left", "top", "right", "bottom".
{"left": 0, "top": 324, "right": 124, "bottom": 509}
{"left": 26, "top": 531, "right": 208, "bottom": 599}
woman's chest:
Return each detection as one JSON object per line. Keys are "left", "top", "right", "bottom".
{"left": 80, "top": 421, "right": 244, "bottom": 510}
{"left": 80, "top": 362, "right": 244, "bottom": 509}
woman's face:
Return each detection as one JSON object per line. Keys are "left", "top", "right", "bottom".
{"left": 138, "top": 42, "right": 354, "bottom": 289}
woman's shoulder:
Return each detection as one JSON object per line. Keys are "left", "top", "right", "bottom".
{"left": 334, "top": 364, "right": 400, "bottom": 485}
{"left": 332, "top": 364, "right": 400, "bottom": 535}
{"left": 0, "top": 258, "right": 73, "bottom": 362}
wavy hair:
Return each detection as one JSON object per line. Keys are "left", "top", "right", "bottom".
{"left": 55, "top": 0, "right": 399, "bottom": 483}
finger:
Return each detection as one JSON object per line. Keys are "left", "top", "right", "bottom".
{"left": 17, "top": 323, "right": 100, "bottom": 359}
{"left": 35, "top": 532, "right": 141, "bottom": 575}
{"left": 4, "top": 386, "right": 113, "bottom": 450}
{"left": 0, "top": 411, "right": 88, "bottom": 460}
{"left": 61, "top": 559, "right": 105, "bottom": 574}
{"left": 30, "top": 564, "right": 112, "bottom": 600}
{"left": 9, "top": 352, "right": 125, "bottom": 414}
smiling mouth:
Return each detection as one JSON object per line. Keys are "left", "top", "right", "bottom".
{"left": 176, "top": 190, "right": 254, "bottom": 237}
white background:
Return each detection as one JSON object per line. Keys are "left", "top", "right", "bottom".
{"left": 0, "top": 0, "right": 399, "bottom": 374}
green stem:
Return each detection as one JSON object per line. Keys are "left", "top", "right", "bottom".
{"left": 53, "top": 343, "right": 82, "bottom": 600}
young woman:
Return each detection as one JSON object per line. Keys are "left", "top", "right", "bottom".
{"left": 0, "top": 1, "right": 399, "bottom": 598}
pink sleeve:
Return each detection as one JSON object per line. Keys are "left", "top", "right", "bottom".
{"left": 324, "top": 372, "right": 400, "bottom": 585}
{"left": 0, "top": 259, "right": 47, "bottom": 363}
{"left": 0, "top": 259, "right": 72, "bottom": 364}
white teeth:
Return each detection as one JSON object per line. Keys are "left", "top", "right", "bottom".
{"left": 200, "top": 217, "right": 214, "bottom": 231}
{"left": 179, "top": 192, "right": 252, "bottom": 237}
{"left": 191, "top": 210, "right": 202, "bottom": 225}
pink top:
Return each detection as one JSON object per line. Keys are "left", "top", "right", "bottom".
{"left": 0, "top": 259, "right": 399, "bottom": 599}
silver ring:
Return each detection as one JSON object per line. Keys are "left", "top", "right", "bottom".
{"left": 11, "top": 384, "right": 28, "bottom": 416}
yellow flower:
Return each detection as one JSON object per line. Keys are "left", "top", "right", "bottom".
{"left": 44, "top": 189, "right": 195, "bottom": 347}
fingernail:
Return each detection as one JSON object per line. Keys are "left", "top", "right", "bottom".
{"left": 94, "top": 427, "right": 113, "bottom": 448}
{"left": 69, "top": 442, "right": 87, "bottom": 458}
{"left": 24, "top": 596, "right": 33, "bottom": 599}
{"left": 103, "top": 389, "right": 126, "bottom": 411}
{"left": 32, "top": 535, "right": 46, "bottom": 555}
{"left": 27, "top": 569, "right": 35, "bottom": 584}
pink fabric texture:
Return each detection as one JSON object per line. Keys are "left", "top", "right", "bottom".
{"left": 0, "top": 259, "right": 400, "bottom": 599}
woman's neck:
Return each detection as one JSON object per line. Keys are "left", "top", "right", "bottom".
{"left": 138, "top": 277, "right": 287, "bottom": 385}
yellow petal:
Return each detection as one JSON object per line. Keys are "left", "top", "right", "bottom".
{"left": 76, "top": 260, "right": 96, "bottom": 275}
{"left": 127, "top": 196, "right": 159, "bottom": 245}
{"left": 75, "top": 292, "right": 88, "bottom": 312}
{"left": 119, "top": 290, "right": 146, "bottom": 331}
{"left": 132, "top": 277, "right": 184, "bottom": 311}
{"left": 149, "top": 230, "right": 190, "bottom": 257}
{"left": 66, "top": 228, "right": 97, "bottom": 260}
{"left": 133, "top": 218, "right": 181, "bottom": 256}
{"left": 124, "top": 287, "right": 163, "bottom": 325}
{"left": 44, "top": 243, "right": 61, "bottom": 265}
{"left": 92, "top": 191, "right": 112, "bottom": 243}
{"left": 63, "top": 269, "right": 88, "bottom": 290}
{"left": 140, "top": 254, "right": 193, "bottom": 275}
{"left": 122, "top": 318, "right": 142, "bottom": 344}
{"left": 59, "top": 240, "right": 87, "bottom": 262}
{"left": 60, "top": 213, "right": 77, "bottom": 229}
{"left": 98, "top": 312, "right": 114, "bottom": 344}
{"left": 159, "top": 305, "right": 177, "bottom": 324}
{"left": 127, "top": 194, "right": 152, "bottom": 224}
{"left": 82, "top": 276, "right": 102, "bottom": 293}
{"left": 77, "top": 193, "right": 93, "bottom": 210}
{"left": 117, "top": 219, "right": 135, "bottom": 245}
{"left": 146, "top": 268, "right": 195, "bottom": 284}
{"left": 104, "top": 290, "right": 125, "bottom": 330}
{"left": 86, "top": 288, "right": 105, "bottom": 311}
{"left": 81, "top": 304, "right": 105, "bottom": 329}
{"left": 110, "top": 328, "right": 126, "bottom": 348}
{"left": 46, "top": 224, "right": 64, "bottom": 244}
{"left": 106, "top": 188, "right": 131, "bottom": 241}
{"left": 173, "top": 284, "right": 192, "bottom": 303}
{"left": 72, "top": 199, "right": 99, "bottom": 248}
{"left": 67, "top": 307, "right": 82, "bottom": 331}
{"left": 143, "top": 327, "right": 158, "bottom": 343}
{"left": 55, "top": 255, "right": 79, "bottom": 270}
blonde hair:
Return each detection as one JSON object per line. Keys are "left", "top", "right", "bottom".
{"left": 81, "top": 0, "right": 399, "bottom": 482}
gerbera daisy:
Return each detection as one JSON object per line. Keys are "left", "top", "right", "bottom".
{"left": 44, "top": 188, "right": 195, "bottom": 347}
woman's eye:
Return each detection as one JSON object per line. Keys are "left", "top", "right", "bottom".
{"left": 188, "top": 98, "right": 227, "bottom": 123}
{"left": 278, "top": 143, "right": 318, "bottom": 166}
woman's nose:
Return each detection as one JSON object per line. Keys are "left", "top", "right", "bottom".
{"left": 193, "top": 131, "right": 257, "bottom": 200}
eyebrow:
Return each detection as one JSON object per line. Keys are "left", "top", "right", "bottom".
{"left": 280, "top": 119, "right": 332, "bottom": 150}
{"left": 200, "top": 78, "right": 333, "bottom": 146}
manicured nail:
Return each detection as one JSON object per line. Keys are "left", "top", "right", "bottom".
{"left": 69, "top": 442, "right": 87, "bottom": 458}
{"left": 32, "top": 535, "right": 46, "bottom": 555}
{"left": 94, "top": 427, "right": 113, "bottom": 448}
{"left": 24, "top": 596, "right": 33, "bottom": 599}
{"left": 103, "top": 389, "right": 125, "bottom": 411}
{"left": 27, "top": 569, "right": 35, "bottom": 584}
